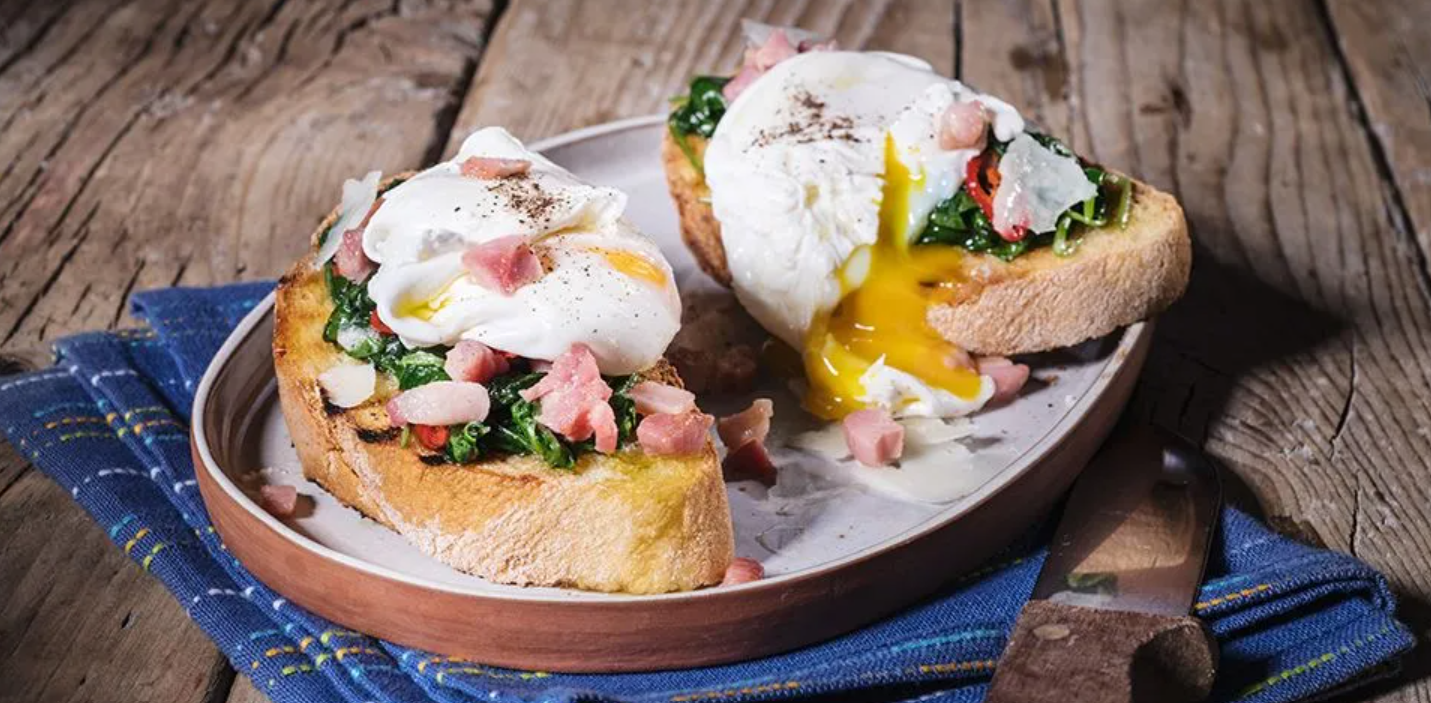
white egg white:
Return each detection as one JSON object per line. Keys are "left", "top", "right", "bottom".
{"left": 363, "top": 127, "right": 681, "bottom": 375}
{"left": 705, "top": 51, "right": 1023, "bottom": 350}
{"left": 703, "top": 50, "right": 1027, "bottom": 419}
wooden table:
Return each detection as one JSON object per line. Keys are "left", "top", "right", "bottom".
{"left": 1, "top": 0, "right": 1427, "bottom": 700}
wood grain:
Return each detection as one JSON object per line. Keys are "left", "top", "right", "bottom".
{"left": 1324, "top": 0, "right": 1431, "bottom": 284}
{"left": 445, "top": 0, "right": 956, "bottom": 151}
{"left": 0, "top": 0, "right": 492, "bottom": 353}
{"left": 959, "top": 1, "right": 1431, "bottom": 700}
{"left": 224, "top": 675, "right": 269, "bottom": 703}
{"left": 0, "top": 0, "right": 1428, "bottom": 699}
{"left": 0, "top": 0, "right": 494, "bottom": 701}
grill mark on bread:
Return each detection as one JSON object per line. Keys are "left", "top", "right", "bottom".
{"left": 320, "top": 392, "right": 344, "bottom": 416}
{"left": 356, "top": 427, "right": 401, "bottom": 443}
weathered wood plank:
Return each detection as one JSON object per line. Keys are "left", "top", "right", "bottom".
{"left": 2, "top": 2, "right": 1429, "bottom": 702}
{"left": 0, "top": 454, "right": 228, "bottom": 702}
{"left": 0, "top": 0, "right": 492, "bottom": 353}
{"left": 1325, "top": 0, "right": 1431, "bottom": 287}
{"left": 961, "top": 0, "right": 1431, "bottom": 699}
{"left": 445, "top": 0, "right": 955, "bottom": 150}
{"left": 0, "top": 0, "right": 495, "bottom": 700}
{"left": 225, "top": 674, "right": 270, "bottom": 703}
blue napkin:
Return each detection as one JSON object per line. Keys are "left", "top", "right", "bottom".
{"left": 0, "top": 282, "right": 1413, "bottom": 703}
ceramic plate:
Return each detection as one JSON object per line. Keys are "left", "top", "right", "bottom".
{"left": 191, "top": 115, "right": 1151, "bottom": 672}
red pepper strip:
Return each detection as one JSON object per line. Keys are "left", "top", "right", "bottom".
{"left": 964, "top": 152, "right": 996, "bottom": 218}
{"left": 412, "top": 424, "right": 449, "bottom": 451}
{"left": 369, "top": 310, "right": 393, "bottom": 335}
{"left": 963, "top": 149, "right": 1027, "bottom": 242}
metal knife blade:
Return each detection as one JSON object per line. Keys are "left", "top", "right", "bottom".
{"left": 1031, "top": 424, "right": 1222, "bottom": 616}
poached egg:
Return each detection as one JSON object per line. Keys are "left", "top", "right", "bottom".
{"left": 704, "top": 51, "right": 1027, "bottom": 419}
{"left": 361, "top": 128, "right": 681, "bottom": 375}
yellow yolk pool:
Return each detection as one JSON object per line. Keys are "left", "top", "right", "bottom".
{"left": 599, "top": 248, "right": 668, "bottom": 287}
{"left": 801, "top": 134, "right": 983, "bottom": 420}
{"left": 396, "top": 277, "right": 458, "bottom": 321}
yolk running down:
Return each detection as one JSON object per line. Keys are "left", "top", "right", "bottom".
{"left": 801, "top": 134, "right": 984, "bottom": 420}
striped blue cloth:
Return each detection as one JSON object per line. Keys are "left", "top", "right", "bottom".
{"left": 0, "top": 282, "right": 1414, "bottom": 703}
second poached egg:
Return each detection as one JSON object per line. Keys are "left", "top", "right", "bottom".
{"left": 704, "top": 51, "right": 1025, "bottom": 419}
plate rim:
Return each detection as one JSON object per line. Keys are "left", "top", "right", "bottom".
{"left": 191, "top": 115, "right": 1152, "bottom": 605}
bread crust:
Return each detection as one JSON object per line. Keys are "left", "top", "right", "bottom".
{"left": 273, "top": 180, "right": 734, "bottom": 594}
{"left": 661, "top": 130, "right": 1191, "bottom": 355}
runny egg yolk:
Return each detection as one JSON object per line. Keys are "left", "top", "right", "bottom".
{"left": 396, "top": 277, "right": 458, "bottom": 321}
{"left": 598, "top": 248, "right": 668, "bottom": 288}
{"left": 801, "top": 134, "right": 983, "bottom": 420}
{"left": 393, "top": 247, "right": 667, "bottom": 324}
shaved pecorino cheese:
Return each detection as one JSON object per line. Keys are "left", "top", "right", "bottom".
{"left": 315, "top": 171, "right": 381, "bottom": 267}
{"left": 992, "top": 133, "right": 1097, "bottom": 236}
{"left": 318, "top": 362, "right": 376, "bottom": 408}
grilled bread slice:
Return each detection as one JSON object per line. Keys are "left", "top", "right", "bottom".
{"left": 273, "top": 186, "right": 734, "bottom": 594}
{"left": 661, "top": 131, "right": 1191, "bottom": 356}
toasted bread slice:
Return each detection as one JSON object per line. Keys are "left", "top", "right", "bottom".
{"left": 662, "top": 131, "right": 1191, "bottom": 355}
{"left": 273, "top": 183, "right": 734, "bottom": 594}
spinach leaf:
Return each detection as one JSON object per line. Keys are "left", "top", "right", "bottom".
{"left": 485, "top": 372, "right": 545, "bottom": 407}
{"left": 392, "top": 350, "right": 450, "bottom": 390}
{"left": 479, "top": 370, "right": 576, "bottom": 469}
{"left": 668, "top": 76, "right": 730, "bottom": 139}
{"left": 322, "top": 264, "right": 376, "bottom": 344}
{"left": 917, "top": 189, "right": 1032, "bottom": 262}
{"left": 493, "top": 398, "right": 575, "bottom": 470}
{"left": 607, "top": 374, "right": 641, "bottom": 444}
{"left": 445, "top": 421, "right": 490, "bottom": 464}
{"left": 368, "top": 336, "right": 408, "bottom": 374}
{"left": 914, "top": 131, "right": 1123, "bottom": 262}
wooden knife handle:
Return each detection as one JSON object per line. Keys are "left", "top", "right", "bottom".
{"left": 985, "top": 600, "right": 1217, "bottom": 703}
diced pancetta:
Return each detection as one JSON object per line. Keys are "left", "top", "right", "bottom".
{"left": 334, "top": 227, "right": 376, "bottom": 281}
{"left": 722, "top": 25, "right": 834, "bottom": 102}
{"left": 521, "top": 343, "right": 605, "bottom": 401}
{"left": 460, "top": 156, "right": 532, "bottom": 179}
{"left": 588, "top": 401, "right": 619, "bottom": 454}
{"left": 628, "top": 381, "right": 696, "bottom": 415}
{"left": 461, "top": 235, "right": 544, "bottom": 295}
{"left": 749, "top": 29, "right": 798, "bottom": 71}
{"left": 444, "top": 340, "right": 511, "bottom": 384}
{"left": 841, "top": 408, "right": 905, "bottom": 467}
{"left": 722, "top": 64, "right": 764, "bottom": 104}
{"left": 722, "top": 439, "right": 777, "bottom": 486}
{"left": 385, "top": 381, "right": 491, "bottom": 427}
{"left": 637, "top": 411, "right": 713, "bottom": 456}
{"left": 977, "top": 356, "right": 1031, "bottom": 406}
{"left": 939, "top": 100, "right": 989, "bottom": 151}
{"left": 520, "top": 344, "right": 618, "bottom": 451}
{"left": 717, "top": 398, "right": 773, "bottom": 451}
{"left": 721, "top": 557, "right": 765, "bottom": 585}
{"left": 259, "top": 485, "right": 299, "bottom": 518}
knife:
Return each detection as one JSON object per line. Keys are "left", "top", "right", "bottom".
{"left": 986, "top": 425, "right": 1222, "bottom": 703}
